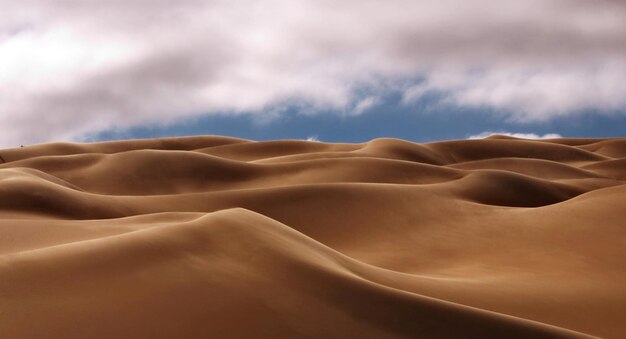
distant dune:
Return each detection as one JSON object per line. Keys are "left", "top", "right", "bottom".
{"left": 0, "top": 136, "right": 624, "bottom": 338}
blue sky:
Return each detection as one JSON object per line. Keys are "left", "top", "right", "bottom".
{"left": 89, "top": 95, "right": 626, "bottom": 143}
{"left": 2, "top": 1, "right": 626, "bottom": 146}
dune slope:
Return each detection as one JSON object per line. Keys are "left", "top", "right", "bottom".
{"left": 0, "top": 136, "right": 624, "bottom": 338}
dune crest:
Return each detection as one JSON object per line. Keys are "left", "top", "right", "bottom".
{"left": 1, "top": 136, "right": 624, "bottom": 338}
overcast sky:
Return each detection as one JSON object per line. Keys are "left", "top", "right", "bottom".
{"left": 1, "top": 0, "right": 625, "bottom": 146}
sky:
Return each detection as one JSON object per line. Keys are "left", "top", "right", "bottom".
{"left": 1, "top": 0, "right": 625, "bottom": 147}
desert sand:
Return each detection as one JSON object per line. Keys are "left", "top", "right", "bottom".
{"left": 0, "top": 135, "right": 624, "bottom": 338}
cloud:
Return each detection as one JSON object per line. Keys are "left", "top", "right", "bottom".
{"left": 403, "top": 64, "right": 626, "bottom": 122}
{"left": 1, "top": 0, "right": 625, "bottom": 146}
{"left": 350, "top": 96, "right": 379, "bottom": 116}
{"left": 305, "top": 135, "right": 320, "bottom": 142}
{"left": 468, "top": 131, "right": 562, "bottom": 140}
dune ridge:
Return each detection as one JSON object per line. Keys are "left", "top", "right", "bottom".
{"left": 1, "top": 136, "right": 624, "bottom": 338}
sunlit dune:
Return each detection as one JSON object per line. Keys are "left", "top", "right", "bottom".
{"left": 1, "top": 136, "right": 624, "bottom": 338}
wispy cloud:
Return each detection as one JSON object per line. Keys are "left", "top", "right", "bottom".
{"left": 305, "top": 135, "right": 320, "bottom": 142}
{"left": 468, "top": 131, "right": 562, "bottom": 140}
{"left": 350, "top": 96, "right": 379, "bottom": 116}
{"left": 1, "top": 0, "right": 625, "bottom": 145}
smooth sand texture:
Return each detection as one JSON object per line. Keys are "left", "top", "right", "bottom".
{"left": 0, "top": 135, "right": 624, "bottom": 338}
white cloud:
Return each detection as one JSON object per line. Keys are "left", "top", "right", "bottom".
{"left": 468, "top": 131, "right": 562, "bottom": 140}
{"left": 350, "top": 96, "right": 379, "bottom": 116}
{"left": 305, "top": 135, "right": 320, "bottom": 142}
{"left": 403, "top": 64, "right": 626, "bottom": 122}
{"left": 0, "top": 0, "right": 625, "bottom": 146}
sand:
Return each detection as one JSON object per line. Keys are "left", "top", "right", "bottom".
{"left": 0, "top": 135, "right": 624, "bottom": 338}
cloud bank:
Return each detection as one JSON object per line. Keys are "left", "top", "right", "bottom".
{"left": 1, "top": 0, "right": 625, "bottom": 145}
{"left": 468, "top": 132, "right": 562, "bottom": 140}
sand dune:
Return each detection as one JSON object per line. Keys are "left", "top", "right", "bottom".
{"left": 1, "top": 136, "right": 624, "bottom": 338}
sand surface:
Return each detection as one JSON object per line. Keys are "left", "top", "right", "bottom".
{"left": 0, "top": 135, "right": 624, "bottom": 338}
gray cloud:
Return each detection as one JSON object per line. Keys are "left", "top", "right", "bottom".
{"left": 1, "top": 0, "right": 625, "bottom": 146}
